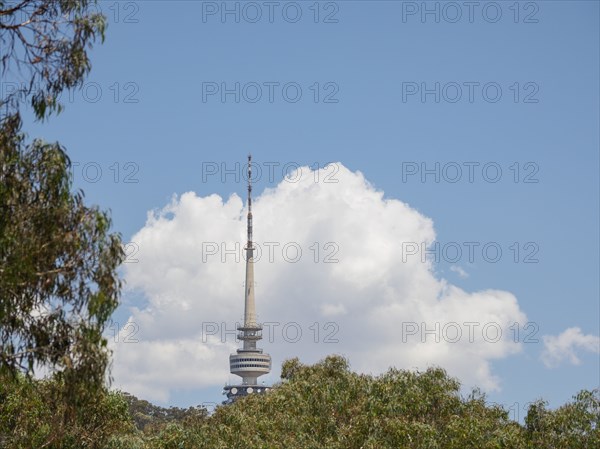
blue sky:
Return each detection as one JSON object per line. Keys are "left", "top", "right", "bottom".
{"left": 11, "top": 1, "right": 599, "bottom": 416}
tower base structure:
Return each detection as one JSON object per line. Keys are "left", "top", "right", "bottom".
{"left": 222, "top": 384, "right": 272, "bottom": 404}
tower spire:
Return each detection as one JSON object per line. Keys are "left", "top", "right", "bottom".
{"left": 223, "top": 154, "right": 272, "bottom": 403}
{"left": 244, "top": 154, "right": 256, "bottom": 327}
{"left": 247, "top": 154, "right": 253, "bottom": 248}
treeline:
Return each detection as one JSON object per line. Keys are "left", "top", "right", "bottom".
{"left": 1, "top": 356, "right": 598, "bottom": 448}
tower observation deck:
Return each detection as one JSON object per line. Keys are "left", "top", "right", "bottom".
{"left": 223, "top": 155, "right": 272, "bottom": 403}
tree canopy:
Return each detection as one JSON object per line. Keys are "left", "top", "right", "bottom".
{"left": 1, "top": 356, "right": 598, "bottom": 448}
{"left": 1, "top": 0, "right": 121, "bottom": 380}
{"left": 0, "top": 0, "right": 106, "bottom": 120}
{"left": 137, "top": 356, "right": 600, "bottom": 449}
{"left": 0, "top": 113, "right": 123, "bottom": 386}
{"left": 1, "top": 0, "right": 123, "bottom": 436}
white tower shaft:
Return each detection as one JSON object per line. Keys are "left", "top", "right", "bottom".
{"left": 244, "top": 159, "right": 257, "bottom": 329}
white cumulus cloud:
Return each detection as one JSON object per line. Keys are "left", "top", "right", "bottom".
{"left": 114, "top": 163, "right": 530, "bottom": 402}
{"left": 541, "top": 327, "right": 600, "bottom": 368}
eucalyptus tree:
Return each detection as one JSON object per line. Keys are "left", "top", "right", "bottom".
{"left": 1, "top": 3, "right": 123, "bottom": 443}
{"left": 1, "top": 0, "right": 106, "bottom": 120}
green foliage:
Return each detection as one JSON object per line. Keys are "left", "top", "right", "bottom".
{"left": 148, "top": 356, "right": 595, "bottom": 449}
{"left": 190, "top": 355, "right": 525, "bottom": 449}
{"left": 0, "top": 373, "right": 135, "bottom": 448}
{"left": 0, "top": 2, "right": 128, "bottom": 446}
{"left": 122, "top": 392, "right": 208, "bottom": 433}
{"left": 1, "top": 356, "right": 597, "bottom": 447}
{"left": 525, "top": 389, "right": 600, "bottom": 448}
{"left": 0, "top": 0, "right": 107, "bottom": 120}
{"left": 1, "top": 0, "right": 120, "bottom": 395}
{"left": 0, "top": 113, "right": 124, "bottom": 414}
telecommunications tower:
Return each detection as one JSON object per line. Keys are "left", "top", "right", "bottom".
{"left": 223, "top": 155, "right": 272, "bottom": 403}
